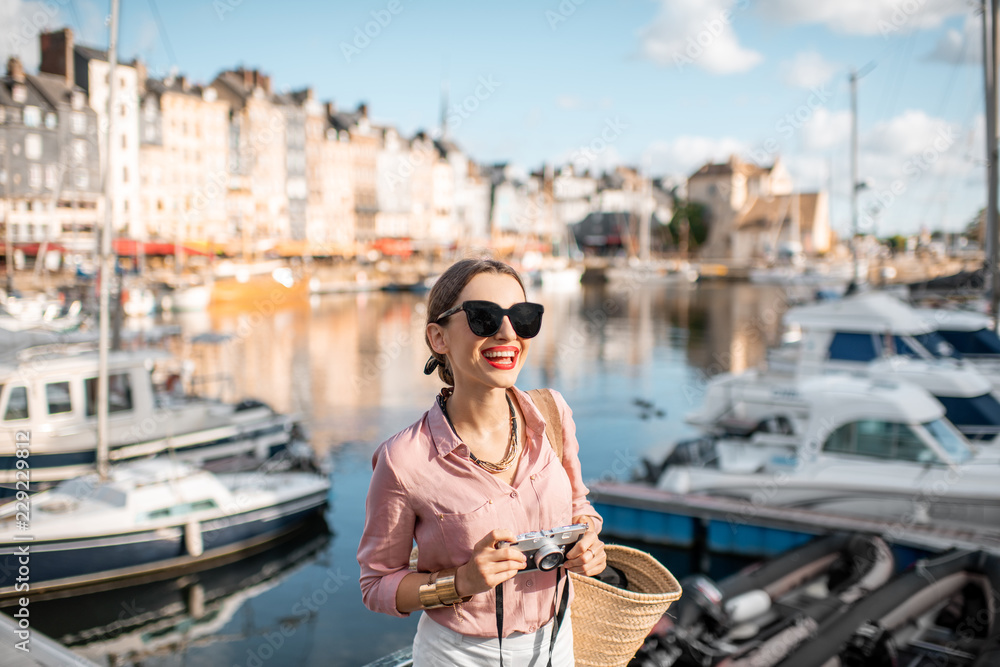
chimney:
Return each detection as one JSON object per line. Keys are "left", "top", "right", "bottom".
{"left": 40, "top": 28, "right": 74, "bottom": 86}
{"left": 177, "top": 74, "right": 188, "bottom": 91}
{"left": 133, "top": 59, "right": 147, "bottom": 95}
{"left": 357, "top": 102, "right": 368, "bottom": 118}
{"left": 7, "top": 57, "right": 25, "bottom": 83}
{"left": 326, "top": 101, "right": 337, "bottom": 117}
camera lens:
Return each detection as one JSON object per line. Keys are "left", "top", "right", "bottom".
{"left": 534, "top": 543, "right": 564, "bottom": 571}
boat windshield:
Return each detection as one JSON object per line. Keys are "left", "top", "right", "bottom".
{"left": 934, "top": 393, "right": 1000, "bottom": 440}
{"left": 923, "top": 418, "right": 973, "bottom": 464}
{"left": 892, "top": 333, "right": 959, "bottom": 360}
{"left": 937, "top": 328, "right": 1000, "bottom": 356}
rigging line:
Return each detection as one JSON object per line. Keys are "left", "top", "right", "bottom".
{"left": 66, "top": 0, "right": 84, "bottom": 35}
{"left": 883, "top": 31, "right": 917, "bottom": 120}
{"left": 146, "top": 0, "right": 179, "bottom": 68}
{"left": 936, "top": 8, "right": 976, "bottom": 118}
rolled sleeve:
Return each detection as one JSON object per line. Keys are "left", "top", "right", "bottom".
{"left": 551, "top": 390, "right": 604, "bottom": 534}
{"left": 357, "top": 443, "right": 416, "bottom": 617}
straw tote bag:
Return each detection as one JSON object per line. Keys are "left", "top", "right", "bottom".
{"left": 527, "top": 389, "right": 683, "bottom": 667}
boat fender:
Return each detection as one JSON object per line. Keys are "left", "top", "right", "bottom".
{"left": 185, "top": 519, "right": 204, "bottom": 557}
{"left": 840, "top": 620, "right": 898, "bottom": 667}
{"left": 724, "top": 590, "right": 772, "bottom": 625}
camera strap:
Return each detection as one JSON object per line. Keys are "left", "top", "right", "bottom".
{"left": 495, "top": 568, "right": 569, "bottom": 667}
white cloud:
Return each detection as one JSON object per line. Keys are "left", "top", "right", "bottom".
{"left": 644, "top": 135, "right": 748, "bottom": 177}
{"left": 755, "top": 0, "right": 967, "bottom": 35}
{"left": 781, "top": 51, "right": 839, "bottom": 89}
{"left": 556, "top": 95, "right": 583, "bottom": 111}
{"left": 0, "top": 0, "right": 69, "bottom": 71}
{"left": 637, "top": 0, "right": 763, "bottom": 75}
{"left": 800, "top": 107, "right": 852, "bottom": 151}
{"left": 925, "top": 14, "right": 981, "bottom": 64}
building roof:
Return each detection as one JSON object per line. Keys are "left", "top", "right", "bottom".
{"left": 735, "top": 192, "right": 823, "bottom": 232}
{"left": 690, "top": 154, "right": 773, "bottom": 180}
{"left": 0, "top": 75, "right": 55, "bottom": 110}
{"left": 26, "top": 72, "right": 81, "bottom": 108}
{"left": 74, "top": 44, "right": 109, "bottom": 62}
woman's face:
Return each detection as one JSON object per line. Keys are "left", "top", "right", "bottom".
{"left": 429, "top": 272, "right": 531, "bottom": 393}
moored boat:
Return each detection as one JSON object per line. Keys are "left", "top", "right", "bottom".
{"left": 0, "top": 343, "right": 310, "bottom": 496}
{"left": 0, "top": 458, "right": 329, "bottom": 598}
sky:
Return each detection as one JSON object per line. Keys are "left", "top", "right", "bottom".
{"left": 0, "top": 0, "right": 988, "bottom": 237}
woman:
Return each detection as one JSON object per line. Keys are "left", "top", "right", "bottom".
{"left": 358, "top": 258, "right": 606, "bottom": 666}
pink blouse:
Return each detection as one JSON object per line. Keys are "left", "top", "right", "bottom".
{"left": 357, "top": 387, "right": 603, "bottom": 637}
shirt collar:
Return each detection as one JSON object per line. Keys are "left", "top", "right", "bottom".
{"left": 426, "top": 386, "right": 547, "bottom": 458}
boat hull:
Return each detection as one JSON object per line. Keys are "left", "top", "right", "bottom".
{"left": 0, "top": 489, "right": 328, "bottom": 598}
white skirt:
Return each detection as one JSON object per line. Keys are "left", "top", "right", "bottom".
{"left": 412, "top": 611, "right": 575, "bottom": 666}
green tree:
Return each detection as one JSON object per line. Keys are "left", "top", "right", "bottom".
{"left": 666, "top": 202, "right": 709, "bottom": 253}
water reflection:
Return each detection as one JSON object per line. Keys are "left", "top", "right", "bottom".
{"left": 70, "top": 280, "right": 797, "bottom": 665}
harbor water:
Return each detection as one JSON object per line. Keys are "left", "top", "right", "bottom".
{"left": 6, "top": 280, "right": 800, "bottom": 666}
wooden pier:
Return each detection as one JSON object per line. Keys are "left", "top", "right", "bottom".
{"left": 0, "top": 613, "right": 100, "bottom": 667}
{"left": 590, "top": 482, "right": 1000, "bottom": 560}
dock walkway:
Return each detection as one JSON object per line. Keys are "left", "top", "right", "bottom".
{"left": 0, "top": 613, "right": 100, "bottom": 667}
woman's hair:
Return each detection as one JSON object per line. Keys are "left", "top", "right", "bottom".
{"left": 425, "top": 258, "right": 526, "bottom": 386}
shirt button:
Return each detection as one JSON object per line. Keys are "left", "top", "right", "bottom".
{"left": 530, "top": 475, "right": 536, "bottom": 481}
{"left": 525, "top": 578, "right": 534, "bottom": 588}
{"left": 510, "top": 491, "right": 517, "bottom": 498}
{"left": 528, "top": 625, "right": 536, "bottom": 632}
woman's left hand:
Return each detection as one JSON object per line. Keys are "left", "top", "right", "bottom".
{"left": 562, "top": 515, "right": 606, "bottom": 576}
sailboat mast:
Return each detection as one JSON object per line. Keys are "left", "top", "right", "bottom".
{"left": 850, "top": 68, "right": 860, "bottom": 284}
{"left": 984, "top": 0, "right": 1000, "bottom": 331}
{"left": 97, "top": 0, "right": 121, "bottom": 480}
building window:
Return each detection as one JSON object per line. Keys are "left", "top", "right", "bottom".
{"left": 25, "top": 133, "right": 41, "bottom": 160}
{"left": 123, "top": 166, "right": 129, "bottom": 183}
{"left": 29, "top": 164, "right": 42, "bottom": 188}
{"left": 72, "top": 112, "right": 86, "bottom": 134}
{"left": 23, "top": 106, "right": 41, "bottom": 127}
{"left": 45, "top": 113, "right": 57, "bottom": 129}
{"left": 12, "top": 85, "right": 27, "bottom": 104}
{"left": 72, "top": 139, "right": 87, "bottom": 164}
{"left": 122, "top": 134, "right": 127, "bottom": 149}
{"left": 45, "top": 165, "right": 57, "bottom": 188}
{"left": 72, "top": 92, "right": 84, "bottom": 110}
{"left": 76, "top": 170, "right": 89, "bottom": 189}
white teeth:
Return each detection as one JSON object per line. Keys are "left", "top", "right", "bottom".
{"left": 484, "top": 350, "right": 515, "bottom": 359}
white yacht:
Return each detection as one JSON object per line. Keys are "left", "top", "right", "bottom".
{"left": 773, "top": 291, "right": 1000, "bottom": 441}
{"left": 650, "top": 375, "right": 1000, "bottom": 530}
{"left": 0, "top": 344, "right": 306, "bottom": 495}
{"left": 0, "top": 458, "right": 329, "bottom": 597}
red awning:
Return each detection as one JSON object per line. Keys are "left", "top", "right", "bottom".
{"left": 113, "top": 239, "right": 212, "bottom": 257}
{"left": 0, "top": 243, "right": 68, "bottom": 256}
{"left": 372, "top": 238, "right": 413, "bottom": 258}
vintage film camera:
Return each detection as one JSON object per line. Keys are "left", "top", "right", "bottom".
{"left": 499, "top": 523, "right": 589, "bottom": 571}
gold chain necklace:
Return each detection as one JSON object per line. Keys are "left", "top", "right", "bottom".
{"left": 438, "top": 390, "right": 519, "bottom": 473}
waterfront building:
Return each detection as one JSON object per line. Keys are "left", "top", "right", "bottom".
{"left": 688, "top": 155, "right": 830, "bottom": 261}
{"left": 329, "top": 104, "right": 377, "bottom": 244}
{"left": 273, "top": 89, "right": 309, "bottom": 242}
{"left": 40, "top": 28, "right": 141, "bottom": 240}
{"left": 138, "top": 72, "right": 229, "bottom": 246}
{"left": 1, "top": 55, "right": 102, "bottom": 260}
{"left": 210, "top": 68, "right": 289, "bottom": 250}
{"left": 375, "top": 125, "right": 413, "bottom": 241}
{"left": 298, "top": 89, "right": 329, "bottom": 250}
{"left": 316, "top": 104, "right": 356, "bottom": 253}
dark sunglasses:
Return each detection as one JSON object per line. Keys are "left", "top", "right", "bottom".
{"left": 436, "top": 300, "right": 545, "bottom": 338}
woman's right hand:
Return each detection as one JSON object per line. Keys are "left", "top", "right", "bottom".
{"left": 456, "top": 529, "right": 527, "bottom": 597}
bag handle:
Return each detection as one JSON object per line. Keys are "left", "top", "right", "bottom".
{"left": 527, "top": 388, "right": 563, "bottom": 461}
